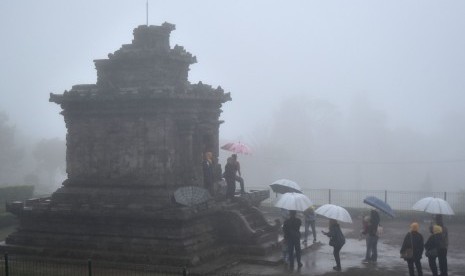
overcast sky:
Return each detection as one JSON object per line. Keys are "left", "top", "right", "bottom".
{"left": 1, "top": 0, "right": 465, "bottom": 142}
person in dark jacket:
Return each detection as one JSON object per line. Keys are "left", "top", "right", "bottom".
{"left": 433, "top": 214, "right": 448, "bottom": 276}
{"left": 230, "top": 154, "right": 245, "bottom": 194}
{"left": 363, "top": 209, "right": 380, "bottom": 263}
{"left": 202, "top": 152, "right": 214, "bottom": 194}
{"left": 223, "top": 157, "right": 236, "bottom": 199}
{"left": 425, "top": 224, "right": 445, "bottom": 276}
{"left": 401, "top": 222, "right": 424, "bottom": 276}
{"left": 322, "top": 219, "right": 345, "bottom": 271}
{"left": 283, "top": 210, "right": 303, "bottom": 270}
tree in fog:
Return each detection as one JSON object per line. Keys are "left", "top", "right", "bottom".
{"left": 0, "top": 111, "right": 23, "bottom": 185}
{"left": 244, "top": 95, "right": 341, "bottom": 187}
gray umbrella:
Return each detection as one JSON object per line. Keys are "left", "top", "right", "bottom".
{"left": 174, "top": 186, "right": 211, "bottom": 207}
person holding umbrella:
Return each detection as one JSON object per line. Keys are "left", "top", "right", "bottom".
{"left": 412, "top": 197, "right": 453, "bottom": 276}
{"left": 230, "top": 154, "right": 245, "bottom": 194}
{"left": 283, "top": 210, "right": 303, "bottom": 270}
{"left": 322, "top": 219, "right": 346, "bottom": 271}
{"left": 424, "top": 224, "right": 445, "bottom": 276}
{"left": 431, "top": 215, "right": 448, "bottom": 276}
{"left": 362, "top": 196, "right": 395, "bottom": 264}
{"left": 363, "top": 209, "right": 380, "bottom": 263}
{"left": 275, "top": 193, "right": 313, "bottom": 270}
{"left": 315, "top": 204, "right": 351, "bottom": 272}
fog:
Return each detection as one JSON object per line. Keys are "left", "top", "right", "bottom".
{"left": 1, "top": 1, "right": 464, "bottom": 193}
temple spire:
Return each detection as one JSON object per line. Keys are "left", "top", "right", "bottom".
{"left": 146, "top": 0, "right": 149, "bottom": 26}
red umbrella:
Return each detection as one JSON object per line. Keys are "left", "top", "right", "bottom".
{"left": 220, "top": 142, "right": 252, "bottom": 154}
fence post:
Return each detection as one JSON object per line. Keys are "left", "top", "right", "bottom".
{"left": 444, "top": 192, "right": 447, "bottom": 201}
{"left": 4, "top": 253, "right": 8, "bottom": 276}
{"left": 88, "top": 258, "right": 92, "bottom": 276}
{"left": 182, "top": 266, "right": 188, "bottom": 276}
{"left": 385, "top": 190, "right": 387, "bottom": 203}
{"left": 328, "top": 189, "right": 331, "bottom": 204}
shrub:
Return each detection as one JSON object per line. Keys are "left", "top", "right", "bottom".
{"left": 0, "top": 185, "right": 34, "bottom": 204}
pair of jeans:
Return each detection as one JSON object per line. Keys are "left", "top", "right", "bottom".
{"left": 304, "top": 219, "right": 316, "bottom": 242}
{"left": 287, "top": 238, "right": 301, "bottom": 268}
{"left": 407, "top": 259, "right": 423, "bottom": 276}
{"left": 365, "top": 235, "right": 378, "bottom": 261}
{"left": 235, "top": 175, "right": 245, "bottom": 192}
{"left": 225, "top": 178, "right": 236, "bottom": 199}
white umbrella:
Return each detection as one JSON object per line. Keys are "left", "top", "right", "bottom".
{"left": 274, "top": 192, "right": 313, "bottom": 211}
{"left": 412, "top": 197, "right": 455, "bottom": 215}
{"left": 315, "top": 204, "right": 353, "bottom": 223}
{"left": 270, "top": 179, "right": 303, "bottom": 194}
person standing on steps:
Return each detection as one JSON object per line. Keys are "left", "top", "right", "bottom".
{"left": 202, "top": 151, "right": 214, "bottom": 195}
{"left": 223, "top": 157, "right": 236, "bottom": 200}
{"left": 230, "top": 154, "right": 245, "bottom": 194}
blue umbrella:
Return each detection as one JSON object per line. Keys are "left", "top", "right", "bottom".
{"left": 363, "top": 196, "right": 395, "bottom": 218}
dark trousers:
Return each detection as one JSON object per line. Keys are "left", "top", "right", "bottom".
{"left": 333, "top": 244, "right": 342, "bottom": 268}
{"left": 235, "top": 175, "right": 245, "bottom": 192}
{"left": 407, "top": 259, "right": 423, "bottom": 276}
{"left": 287, "top": 238, "right": 301, "bottom": 268}
{"left": 438, "top": 248, "right": 448, "bottom": 276}
{"left": 304, "top": 220, "right": 316, "bottom": 242}
{"left": 225, "top": 178, "right": 236, "bottom": 199}
{"left": 428, "top": 257, "right": 438, "bottom": 276}
{"left": 365, "top": 235, "right": 378, "bottom": 261}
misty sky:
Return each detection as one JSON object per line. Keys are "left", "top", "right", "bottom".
{"left": 1, "top": 0, "right": 464, "bottom": 140}
{"left": 1, "top": 1, "right": 465, "bottom": 191}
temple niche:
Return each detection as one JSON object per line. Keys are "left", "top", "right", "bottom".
{"left": 2, "top": 22, "right": 278, "bottom": 269}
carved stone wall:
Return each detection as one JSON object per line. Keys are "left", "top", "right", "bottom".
{"left": 2, "top": 23, "right": 278, "bottom": 269}
{"left": 46, "top": 22, "right": 230, "bottom": 208}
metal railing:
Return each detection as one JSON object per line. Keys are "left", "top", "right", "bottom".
{"left": 0, "top": 254, "right": 248, "bottom": 276}
{"left": 0, "top": 254, "right": 182, "bottom": 276}
{"left": 252, "top": 186, "right": 465, "bottom": 214}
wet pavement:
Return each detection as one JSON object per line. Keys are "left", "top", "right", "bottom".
{"left": 222, "top": 218, "right": 465, "bottom": 276}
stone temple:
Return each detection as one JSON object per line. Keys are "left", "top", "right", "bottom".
{"left": 2, "top": 23, "right": 279, "bottom": 269}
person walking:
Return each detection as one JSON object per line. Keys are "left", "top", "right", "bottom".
{"left": 303, "top": 206, "right": 317, "bottom": 245}
{"left": 322, "top": 219, "right": 345, "bottom": 272}
{"left": 283, "top": 210, "right": 303, "bottom": 270}
{"left": 425, "top": 224, "right": 445, "bottom": 276}
{"left": 400, "top": 222, "right": 424, "bottom": 276}
{"left": 363, "top": 209, "right": 380, "bottom": 263}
